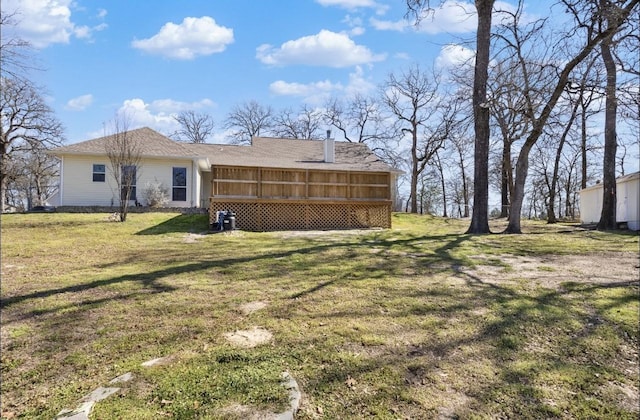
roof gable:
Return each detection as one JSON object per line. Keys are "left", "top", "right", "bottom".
{"left": 52, "top": 128, "right": 396, "bottom": 173}
{"left": 52, "top": 127, "right": 194, "bottom": 158}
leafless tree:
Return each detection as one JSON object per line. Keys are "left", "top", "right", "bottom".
{"left": 4, "top": 146, "right": 59, "bottom": 210}
{"left": 104, "top": 116, "right": 141, "bottom": 222}
{"left": 382, "top": 64, "right": 459, "bottom": 214}
{"left": 171, "top": 110, "right": 214, "bottom": 143}
{"left": 500, "top": 0, "right": 638, "bottom": 233}
{"left": 405, "top": 0, "right": 493, "bottom": 229}
{"left": 0, "top": 77, "right": 64, "bottom": 212}
{"left": 272, "top": 104, "right": 324, "bottom": 139}
{"left": 487, "top": 58, "right": 533, "bottom": 218}
{"left": 323, "top": 94, "right": 392, "bottom": 146}
{"left": 223, "top": 100, "right": 274, "bottom": 144}
{"left": 0, "top": 10, "right": 40, "bottom": 81}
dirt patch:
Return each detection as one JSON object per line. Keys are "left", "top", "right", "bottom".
{"left": 217, "top": 403, "right": 281, "bottom": 420}
{"left": 238, "top": 301, "right": 268, "bottom": 316}
{"left": 462, "top": 253, "right": 639, "bottom": 290}
{"left": 274, "top": 229, "right": 382, "bottom": 239}
{"left": 224, "top": 327, "right": 273, "bottom": 348}
{"left": 600, "top": 381, "right": 640, "bottom": 413}
{"left": 183, "top": 233, "right": 207, "bottom": 243}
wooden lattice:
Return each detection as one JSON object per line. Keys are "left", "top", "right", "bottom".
{"left": 210, "top": 199, "right": 391, "bottom": 231}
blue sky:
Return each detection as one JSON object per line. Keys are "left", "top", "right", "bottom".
{"left": 5, "top": 0, "right": 556, "bottom": 145}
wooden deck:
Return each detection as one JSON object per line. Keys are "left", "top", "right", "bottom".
{"left": 209, "top": 165, "right": 392, "bottom": 231}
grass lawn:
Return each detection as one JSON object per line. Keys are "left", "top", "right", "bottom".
{"left": 1, "top": 212, "right": 638, "bottom": 419}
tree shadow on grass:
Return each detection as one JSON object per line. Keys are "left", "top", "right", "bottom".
{"left": 135, "top": 214, "right": 209, "bottom": 235}
{"left": 2, "top": 226, "right": 638, "bottom": 418}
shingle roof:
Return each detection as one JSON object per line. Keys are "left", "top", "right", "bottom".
{"left": 52, "top": 127, "right": 397, "bottom": 173}
{"left": 52, "top": 127, "right": 194, "bottom": 158}
{"left": 186, "top": 137, "right": 395, "bottom": 172}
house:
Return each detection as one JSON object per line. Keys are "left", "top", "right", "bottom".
{"left": 579, "top": 171, "right": 640, "bottom": 230}
{"left": 51, "top": 127, "right": 399, "bottom": 231}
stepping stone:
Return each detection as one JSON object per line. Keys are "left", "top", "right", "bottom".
{"left": 56, "top": 387, "right": 120, "bottom": 419}
{"left": 275, "top": 372, "right": 301, "bottom": 420}
{"left": 109, "top": 372, "right": 134, "bottom": 384}
{"left": 224, "top": 327, "right": 273, "bottom": 348}
{"left": 141, "top": 357, "right": 168, "bottom": 367}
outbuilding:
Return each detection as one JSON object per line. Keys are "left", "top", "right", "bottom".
{"left": 579, "top": 171, "right": 640, "bottom": 230}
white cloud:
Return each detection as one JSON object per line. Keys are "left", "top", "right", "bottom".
{"left": 2, "top": 0, "right": 108, "bottom": 48}
{"left": 315, "top": 0, "right": 389, "bottom": 14}
{"left": 270, "top": 80, "right": 343, "bottom": 97}
{"left": 65, "top": 94, "right": 93, "bottom": 111}
{"left": 131, "top": 16, "right": 234, "bottom": 60}
{"left": 269, "top": 66, "right": 374, "bottom": 105}
{"left": 436, "top": 44, "right": 475, "bottom": 68}
{"left": 371, "top": 0, "right": 476, "bottom": 34}
{"left": 344, "top": 66, "right": 376, "bottom": 97}
{"left": 371, "top": 1, "right": 538, "bottom": 35}
{"left": 256, "top": 30, "right": 385, "bottom": 68}
{"left": 113, "top": 97, "right": 216, "bottom": 133}
{"left": 342, "top": 15, "right": 366, "bottom": 36}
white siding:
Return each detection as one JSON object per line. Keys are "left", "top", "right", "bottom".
{"left": 60, "top": 155, "right": 201, "bottom": 208}
{"left": 579, "top": 172, "right": 640, "bottom": 230}
{"left": 579, "top": 185, "right": 603, "bottom": 224}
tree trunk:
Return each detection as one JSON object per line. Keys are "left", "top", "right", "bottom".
{"left": 466, "top": 0, "right": 494, "bottom": 234}
{"left": 462, "top": 165, "right": 470, "bottom": 218}
{"left": 410, "top": 158, "right": 419, "bottom": 214}
{"left": 435, "top": 152, "right": 448, "bottom": 217}
{"left": 500, "top": 142, "right": 512, "bottom": 218}
{"left": 505, "top": 140, "right": 534, "bottom": 233}
{"left": 0, "top": 172, "right": 6, "bottom": 212}
{"left": 548, "top": 103, "right": 579, "bottom": 223}
{"left": 0, "top": 141, "right": 6, "bottom": 212}
{"left": 580, "top": 106, "right": 589, "bottom": 189}
{"left": 597, "top": 31, "right": 618, "bottom": 230}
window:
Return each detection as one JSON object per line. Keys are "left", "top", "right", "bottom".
{"left": 172, "top": 167, "right": 187, "bottom": 201}
{"left": 121, "top": 165, "right": 137, "bottom": 201}
{"left": 92, "top": 164, "right": 105, "bottom": 182}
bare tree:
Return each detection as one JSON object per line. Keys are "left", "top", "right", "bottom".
{"left": 0, "top": 10, "right": 40, "bottom": 81}
{"left": 0, "top": 77, "right": 64, "bottom": 212}
{"left": 324, "top": 94, "right": 391, "bottom": 146}
{"left": 272, "top": 104, "right": 324, "bottom": 139}
{"left": 104, "top": 116, "right": 141, "bottom": 222}
{"left": 502, "top": 0, "right": 638, "bottom": 233}
{"left": 382, "top": 64, "right": 458, "bottom": 214}
{"left": 223, "top": 100, "right": 274, "bottom": 144}
{"left": 25, "top": 146, "right": 59, "bottom": 208}
{"left": 171, "top": 110, "right": 214, "bottom": 143}
{"left": 404, "top": 0, "right": 493, "bottom": 228}
{"left": 487, "top": 58, "right": 532, "bottom": 218}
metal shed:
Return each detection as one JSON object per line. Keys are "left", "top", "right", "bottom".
{"left": 579, "top": 171, "right": 640, "bottom": 230}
